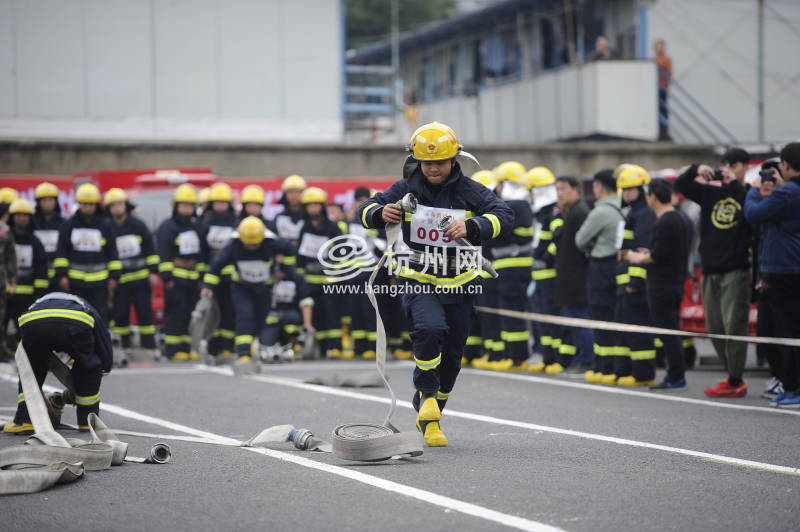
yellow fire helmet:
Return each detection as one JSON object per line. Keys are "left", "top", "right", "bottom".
{"left": 282, "top": 174, "right": 308, "bottom": 191}
{"left": 9, "top": 198, "right": 34, "bottom": 215}
{"left": 208, "top": 182, "right": 234, "bottom": 203}
{"left": 197, "top": 187, "right": 211, "bottom": 205}
{"left": 494, "top": 161, "right": 527, "bottom": 183}
{"left": 616, "top": 164, "right": 651, "bottom": 190}
{"left": 173, "top": 183, "right": 198, "bottom": 204}
{"left": 522, "top": 167, "right": 556, "bottom": 189}
{"left": 0, "top": 187, "right": 19, "bottom": 204}
{"left": 471, "top": 170, "right": 498, "bottom": 190}
{"left": 35, "top": 182, "right": 59, "bottom": 199}
{"left": 241, "top": 185, "right": 265, "bottom": 205}
{"left": 75, "top": 183, "right": 101, "bottom": 204}
{"left": 238, "top": 216, "right": 266, "bottom": 245}
{"left": 407, "top": 121, "right": 461, "bottom": 162}
{"left": 301, "top": 186, "right": 327, "bottom": 204}
{"left": 103, "top": 187, "right": 128, "bottom": 205}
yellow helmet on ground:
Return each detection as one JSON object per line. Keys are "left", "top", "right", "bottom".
{"left": 282, "top": 175, "right": 307, "bottom": 191}
{"left": 9, "top": 198, "right": 34, "bottom": 215}
{"left": 104, "top": 187, "right": 128, "bottom": 205}
{"left": 0, "top": 188, "right": 19, "bottom": 204}
{"left": 241, "top": 185, "right": 265, "bottom": 205}
{"left": 301, "top": 187, "right": 327, "bottom": 204}
{"left": 523, "top": 167, "right": 556, "bottom": 189}
{"left": 494, "top": 161, "right": 526, "bottom": 183}
{"left": 75, "top": 183, "right": 101, "bottom": 204}
{"left": 209, "top": 182, "right": 234, "bottom": 202}
{"left": 238, "top": 216, "right": 266, "bottom": 245}
{"left": 407, "top": 121, "right": 461, "bottom": 161}
{"left": 35, "top": 182, "right": 59, "bottom": 199}
{"left": 197, "top": 187, "right": 211, "bottom": 205}
{"left": 616, "top": 164, "right": 651, "bottom": 189}
{"left": 173, "top": 183, "right": 198, "bottom": 204}
{"left": 471, "top": 170, "right": 498, "bottom": 189}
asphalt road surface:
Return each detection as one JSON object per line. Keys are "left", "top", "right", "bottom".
{"left": 2, "top": 359, "right": 798, "bottom": 532}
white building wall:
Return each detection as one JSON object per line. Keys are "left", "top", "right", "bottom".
{"left": 0, "top": 0, "right": 343, "bottom": 142}
{"left": 647, "top": 0, "right": 800, "bottom": 144}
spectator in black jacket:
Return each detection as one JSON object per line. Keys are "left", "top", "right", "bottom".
{"left": 674, "top": 148, "right": 752, "bottom": 398}
{"left": 629, "top": 179, "right": 691, "bottom": 390}
{"left": 547, "top": 176, "right": 592, "bottom": 374}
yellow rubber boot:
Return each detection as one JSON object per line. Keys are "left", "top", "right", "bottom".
{"left": 173, "top": 352, "right": 190, "bottom": 361}
{"left": 471, "top": 355, "right": 490, "bottom": 369}
{"left": 544, "top": 362, "right": 564, "bottom": 375}
{"left": 188, "top": 352, "right": 201, "bottom": 361}
{"left": 421, "top": 421, "right": 448, "bottom": 447}
{"left": 361, "top": 350, "right": 376, "bottom": 360}
{"left": 417, "top": 396, "right": 442, "bottom": 422}
{"left": 3, "top": 422, "right": 34, "bottom": 434}
{"left": 585, "top": 370, "right": 604, "bottom": 383}
{"left": 528, "top": 361, "right": 546, "bottom": 373}
{"left": 600, "top": 374, "right": 618, "bottom": 385}
{"left": 489, "top": 359, "right": 514, "bottom": 371}
{"left": 617, "top": 376, "right": 655, "bottom": 387}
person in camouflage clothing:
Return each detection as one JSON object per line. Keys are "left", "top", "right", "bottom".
{"left": 0, "top": 202, "right": 19, "bottom": 360}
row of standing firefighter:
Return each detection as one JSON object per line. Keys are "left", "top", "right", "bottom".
{"left": 0, "top": 178, "right": 416, "bottom": 365}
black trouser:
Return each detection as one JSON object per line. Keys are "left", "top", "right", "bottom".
{"left": 588, "top": 257, "right": 618, "bottom": 374}
{"left": 14, "top": 320, "right": 102, "bottom": 426}
{"left": 4, "top": 293, "right": 36, "bottom": 347}
{"left": 309, "top": 283, "right": 341, "bottom": 353}
{"left": 163, "top": 277, "right": 199, "bottom": 358}
{"left": 71, "top": 281, "right": 109, "bottom": 324}
{"left": 349, "top": 271, "right": 376, "bottom": 355}
{"left": 209, "top": 279, "right": 235, "bottom": 355}
{"left": 261, "top": 309, "right": 302, "bottom": 347}
{"left": 658, "top": 87, "right": 670, "bottom": 139}
{"left": 232, "top": 282, "right": 270, "bottom": 357}
{"left": 404, "top": 290, "right": 475, "bottom": 412}
{"left": 111, "top": 279, "right": 156, "bottom": 349}
{"left": 534, "top": 277, "right": 559, "bottom": 365}
{"left": 498, "top": 266, "right": 532, "bottom": 363}
{"left": 478, "top": 277, "right": 502, "bottom": 361}
{"left": 647, "top": 283, "right": 685, "bottom": 383}
{"left": 763, "top": 274, "right": 800, "bottom": 392}
{"left": 618, "top": 290, "right": 656, "bottom": 382}
{"left": 756, "top": 284, "right": 782, "bottom": 380}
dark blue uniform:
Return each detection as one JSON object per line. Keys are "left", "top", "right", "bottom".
{"left": 358, "top": 159, "right": 513, "bottom": 411}
{"left": 55, "top": 212, "right": 120, "bottom": 323}
{"left": 201, "top": 211, "right": 238, "bottom": 356}
{"left": 261, "top": 268, "right": 313, "bottom": 348}
{"left": 108, "top": 213, "right": 159, "bottom": 349}
{"left": 204, "top": 233, "right": 293, "bottom": 357}
{"left": 32, "top": 207, "right": 64, "bottom": 289}
{"left": 156, "top": 210, "right": 207, "bottom": 359}
{"left": 531, "top": 202, "right": 560, "bottom": 367}
{"left": 5, "top": 223, "right": 48, "bottom": 344}
{"left": 13, "top": 292, "right": 112, "bottom": 427}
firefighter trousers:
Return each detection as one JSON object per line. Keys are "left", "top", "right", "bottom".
{"left": 111, "top": 279, "right": 155, "bottom": 349}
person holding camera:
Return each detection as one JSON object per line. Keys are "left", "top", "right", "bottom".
{"left": 744, "top": 142, "right": 800, "bottom": 408}
{"left": 674, "top": 148, "right": 753, "bottom": 398}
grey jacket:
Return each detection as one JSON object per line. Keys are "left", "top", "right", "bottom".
{"left": 575, "top": 195, "right": 627, "bottom": 259}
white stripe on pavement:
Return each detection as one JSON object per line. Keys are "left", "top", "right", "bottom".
{"left": 196, "top": 366, "right": 800, "bottom": 477}
{"left": 0, "top": 375, "right": 563, "bottom": 532}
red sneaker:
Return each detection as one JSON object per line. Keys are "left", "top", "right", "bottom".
{"left": 704, "top": 380, "right": 747, "bottom": 398}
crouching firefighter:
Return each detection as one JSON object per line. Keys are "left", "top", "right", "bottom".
{"left": 260, "top": 263, "right": 315, "bottom": 362}
{"left": 202, "top": 216, "right": 293, "bottom": 363}
{"left": 3, "top": 292, "right": 113, "bottom": 434}
{"left": 357, "top": 122, "right": 513, "bottom": 447}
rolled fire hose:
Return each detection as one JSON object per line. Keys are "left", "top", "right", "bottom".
{"left": 332, "top": 193, "right": 424, "bottom": 462}
{"left": 0, "top": 344, "right": 169, "bottom": 495}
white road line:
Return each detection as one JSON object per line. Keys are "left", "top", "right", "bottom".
{"left": 0, "top": 374, "right": 563, "bottom": 532}
{"left": 196, "top": 367, "right": 800, "bottom": 477}
{"left": 110, "top": 367, "right": 207, "bottom": 376}
{"left": 459, "top": 368, "right": 800, "bottom": 417}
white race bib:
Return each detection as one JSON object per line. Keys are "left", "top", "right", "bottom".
{"left": 178, "top": 230, "right": 200, "bottom": 255}
{"left": 207, "top": 225, "right": 234, "bottom": 250}
{"left": 276, "top": 216, "right": 304, "bottom": 240}
{"left": 273, "top": 280, "right": 297, "bottom": 303}
{"left": 532, "top": 222, "right": 542, "bottom": 250}
{"left": 614, "top": 220, "right": 626, "bottom": 251}
{"left": 34, "top": 230, "right": 58, "bottom": 253}
{"left": 15, "top": 244, "right": 33, "bottom": 269}
{"left": 116, "top": 234, "right": 141, "bottom": 259}
{"left": 71, "top": 228, "right": 102, "bottom": 252}
{"left": 236, "top": 260, "right": 271, "bottom": 283}
{"left": 409, "top": 205, "right": 464, "bottom": 248}
{"left": 298, "top": 233, "right": 329, "bottom": 259}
